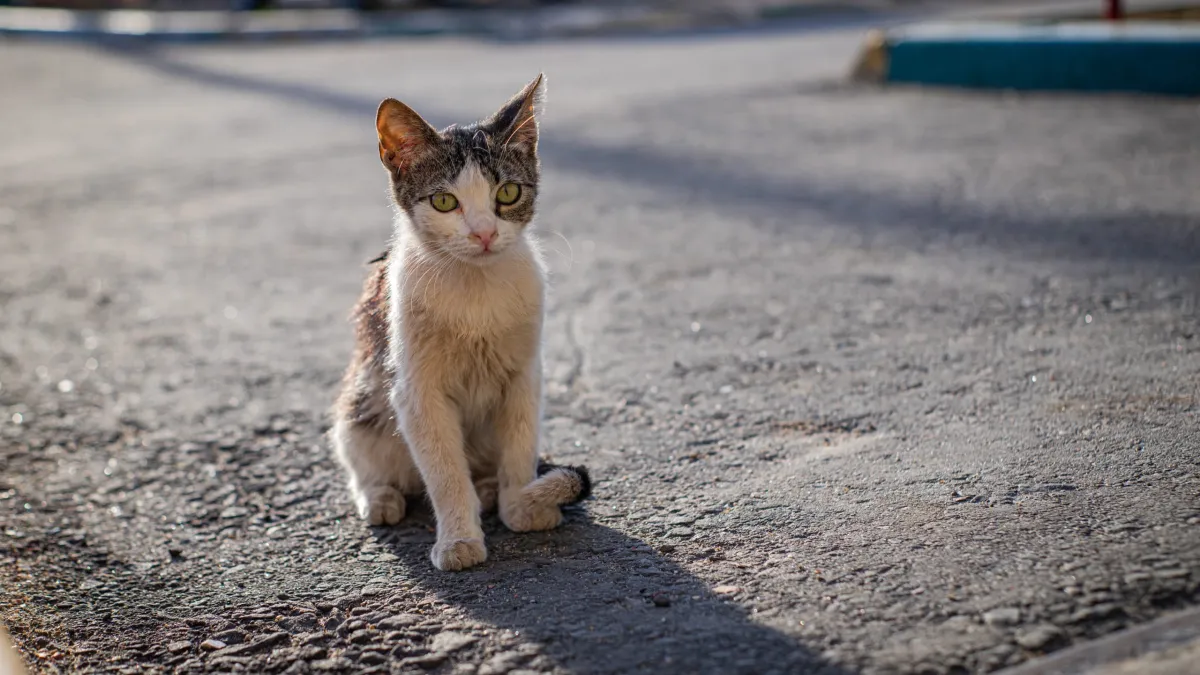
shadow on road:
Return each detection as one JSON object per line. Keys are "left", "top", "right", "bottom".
{"left": 540, "top": 138, "right": 1200, "bottom": 269}
{"left": 372, "top": 504, "right": 850, "bottom": 675}
{"left": 92, "top": 43, "right": 1200, "bottom": 271}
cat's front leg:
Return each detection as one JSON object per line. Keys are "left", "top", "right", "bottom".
{"left": 394, "top": 385, "right": 486, "bottom": 571}
{"left": 495, "top": 365, "right": 562, "bottom": 532}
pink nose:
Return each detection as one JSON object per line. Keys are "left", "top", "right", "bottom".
{"left": 470, "top": 229, "right": 496, "bottom": 251}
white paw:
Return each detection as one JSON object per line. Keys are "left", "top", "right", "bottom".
{"left": 430, "top": 537, "right": 487, "bottom": 571}
{"left": 359, "top": 486, "right": 406, "bottom": 526}
{"left": 500, "top": 500, "right": 563, "bottom": 533}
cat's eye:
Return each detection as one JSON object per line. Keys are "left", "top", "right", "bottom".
{"left": 430, "top": 193, "right": 458, "bottom": 212}
{"left": 495, "top": 183, "right": 521, "bottom": 206}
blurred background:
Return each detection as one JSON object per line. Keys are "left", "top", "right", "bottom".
{"left": 0, "top": 0, "right": 760, "bottom": 13}
{"left": 2, "top": 0, "right": 1199, "bottom": 674}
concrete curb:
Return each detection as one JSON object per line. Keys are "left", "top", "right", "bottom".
{"left": 851, "top": 19, "right": 1200, "bottom": 97}
{"left": 995, "top": 606, "right": 1200, "bottom": 675}
{"left": 0, "top": 2, "right": 861, "bottom": 41}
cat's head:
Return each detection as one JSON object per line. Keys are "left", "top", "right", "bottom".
{"left": 376, "top": 74, "right": 544, "bottom": 264}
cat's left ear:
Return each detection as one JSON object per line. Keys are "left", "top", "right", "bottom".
{"left": 377, "top": 98, "right": 441, "bottom": 172}
{"left": 487, "top": 73, "right": 545, "bottom": 152}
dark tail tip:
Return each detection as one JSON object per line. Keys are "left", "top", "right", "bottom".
{"left": 537, "top": 460, "right": 592, "bottom": 504}
{"left": 570, "top": 465, "right": 592, "bottom": 502}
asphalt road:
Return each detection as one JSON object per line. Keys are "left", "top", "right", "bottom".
{"left": 2, "top": 19, "right": 1199, "bottom": 675}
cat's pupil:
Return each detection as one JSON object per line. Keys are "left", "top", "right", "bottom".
{"left": 497, "top": 183, "right": 521, "bottom": 205}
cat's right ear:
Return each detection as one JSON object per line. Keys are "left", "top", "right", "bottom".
{"left": 376, "top": 99, "right": 440, "bottom": 172}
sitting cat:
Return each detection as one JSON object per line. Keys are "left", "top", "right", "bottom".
{"left": 331, "top": 74, "right": 590, "bottom": 571}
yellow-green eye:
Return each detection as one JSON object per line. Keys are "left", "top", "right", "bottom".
{"left": 496, "top": 182, "right": 521, "bottom": 206}
{"left": 430, "top": 193, "right": 458, "bottom": 212}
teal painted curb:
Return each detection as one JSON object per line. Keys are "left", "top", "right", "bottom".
{"left": 855, "top": 21, "right": 1200, "bottom": 97}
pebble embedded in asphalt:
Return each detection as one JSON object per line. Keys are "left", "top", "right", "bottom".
{"left": 984, "top": 608, "right": 1022, "bottom": 627}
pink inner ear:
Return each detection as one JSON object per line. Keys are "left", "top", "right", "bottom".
{"left": 378, "top": 99, "right": 439, "bottom": 170}
{"left": 383, "top": 134, "right": 428, "bottom": 171}
{"left": 505, "top": 114, "right": 538, "bottom": 148}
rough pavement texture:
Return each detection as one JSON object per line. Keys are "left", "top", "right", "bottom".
{"left": 2, "top": 21, "right": 1199, "bottom": 675}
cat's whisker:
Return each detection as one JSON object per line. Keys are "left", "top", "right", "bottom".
{"left": 543, "top": 230, "right": 575, "bottom": 271}
{"left": 406, "top": 243, "right": 440, "bottom": 306}
{"left": 427, "top": 252, "right": 459, "bottom": 307}
{"left": 414, "top": 245, "right": 456, "bottom": 310}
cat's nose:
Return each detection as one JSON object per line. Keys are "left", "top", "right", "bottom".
{"left": 469, "top": 229, "right": 497, "bottom": 251}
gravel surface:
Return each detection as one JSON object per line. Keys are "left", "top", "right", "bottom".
{"left": 1, "top": 19, "right": 1198, "bottom": 675}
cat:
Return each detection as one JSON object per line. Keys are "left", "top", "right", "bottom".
{"left": 331, "top": 74, "right": 590, "bottom": 572}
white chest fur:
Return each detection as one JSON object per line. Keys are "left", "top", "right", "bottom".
{"left": 388, "top": 239, "right": 545, "bottom": 423}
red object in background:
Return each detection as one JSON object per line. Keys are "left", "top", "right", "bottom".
{"left": 1106, "top": 0, "right": 1124, "bottom": 19}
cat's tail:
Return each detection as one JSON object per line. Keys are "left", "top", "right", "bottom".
{"left": 522, "top": 459, "right": 592, "bottom": 507}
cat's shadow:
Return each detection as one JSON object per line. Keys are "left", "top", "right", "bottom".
{"left": 371, "top": 503, "right": 852, "bottom": 675}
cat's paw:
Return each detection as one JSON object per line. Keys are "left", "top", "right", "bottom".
{"left": 358, "top": 486, "right": 406, "bottom": 526}
{"left": 500, "top": 499, "right": 563, "bottom": 532}
{"left": 430, "top": 537, "right": 487, "bottom": 571}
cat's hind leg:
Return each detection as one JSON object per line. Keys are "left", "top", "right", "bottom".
{"left": 332, "top": 418, "right": 410, "bottom": 525}
{"left": 331, "top": 389, "right": 420, "bottom": 526}
{"left": 473, "top": 476, "right": 499, "bottom": 514}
